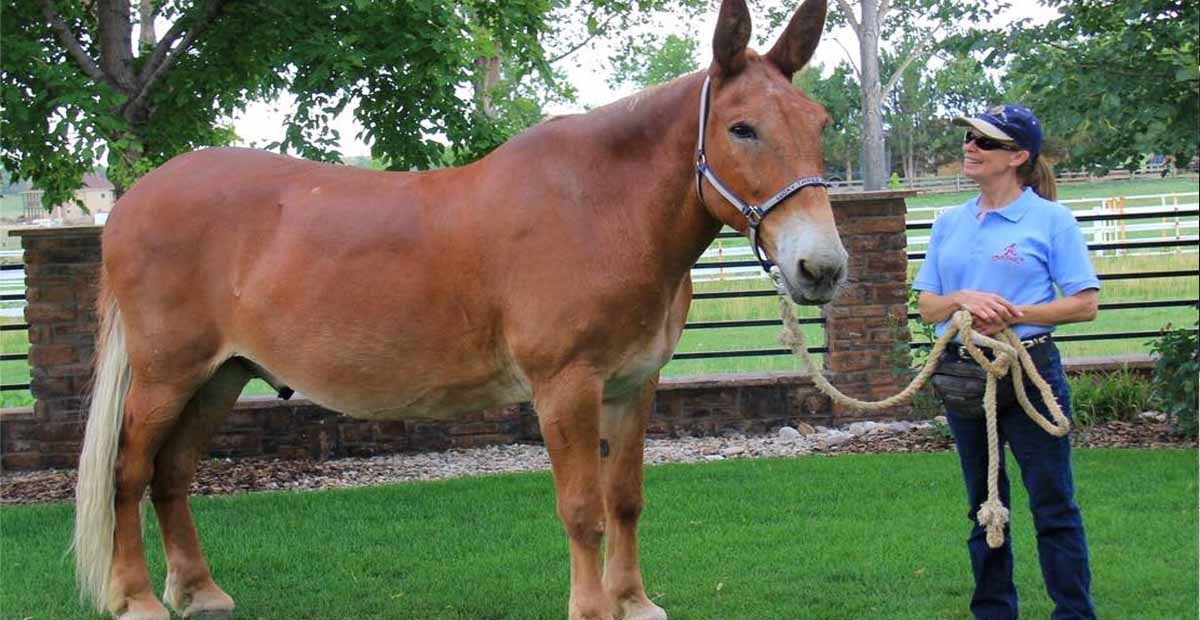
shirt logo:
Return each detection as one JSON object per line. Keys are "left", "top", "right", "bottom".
{"left": 992, "top": 243, "right": 1024, "bottom": 264}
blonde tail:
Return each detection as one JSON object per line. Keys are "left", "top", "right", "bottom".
{"left": 72, "top": 288, "right": 131, "bottom": 611}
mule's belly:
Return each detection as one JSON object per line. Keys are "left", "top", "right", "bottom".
{"left": 260, "top": 354, "right": 533, "bottom": 421}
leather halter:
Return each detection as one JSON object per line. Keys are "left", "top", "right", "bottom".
{"left": 694, "top": 76, "right": 829, "bottom": 272}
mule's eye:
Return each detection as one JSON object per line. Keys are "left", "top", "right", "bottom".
{"left": 729, "top": 123, "right": 758, "bottom": 140}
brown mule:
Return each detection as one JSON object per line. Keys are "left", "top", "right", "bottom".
{"left": 72, "top": 1, "right": 845, "bottom": 618}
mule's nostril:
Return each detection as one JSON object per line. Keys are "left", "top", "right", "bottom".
{"left": 797, "top": 259, "right": 845, "bottom": 290}
{"left": 798, "top": 259, "right": 818, "bottom": 281}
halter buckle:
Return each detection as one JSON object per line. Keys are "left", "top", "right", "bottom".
{"left": 742, "top": 205, "right": 763, "bottom": 226}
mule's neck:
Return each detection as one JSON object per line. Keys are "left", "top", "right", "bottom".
{"left": 579, "top": 72, "right": 723, "bottom": 280}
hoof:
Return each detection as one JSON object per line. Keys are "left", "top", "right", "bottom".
{"left": 184, "top": 611, "right": 235, "bottom": 620}
{"left": 569, "top": 602, "right": 616, "bottom": 620}
{"left": 164, "top": 576, "right": 235, "bottom": 620}
{"left": 179, "top": 601, "right": 235, "bottom": 620}
{"left": 114, "top": 597, "right": 170, "bottom": 620}
{"left": 616, "top": 600, "right": 667, "bottom": 620}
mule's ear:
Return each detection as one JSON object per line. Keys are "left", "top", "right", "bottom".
{"left": 765, "top": 0, "right": 828, "bottom": 77}
{"left": 712, "top": 0, "right": 752, "bottom": 77}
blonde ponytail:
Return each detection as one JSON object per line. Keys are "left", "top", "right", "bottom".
{"left": 1020, "top": 156, "right": 1057, "bottom": 201}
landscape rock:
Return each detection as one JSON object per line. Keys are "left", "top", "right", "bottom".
{"left": 1, "top": 418, "right": 1187, "bottom": 505}
{"left": 778, "top": 426, "right": 802, "bottom": 440}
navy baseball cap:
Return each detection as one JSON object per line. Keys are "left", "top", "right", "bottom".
{"left": 954, "top": 104, "right": 1043, "bottom": 162}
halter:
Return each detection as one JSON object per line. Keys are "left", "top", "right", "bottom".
{"left": 694, "top": 76, "right": 830, "bottom": 272}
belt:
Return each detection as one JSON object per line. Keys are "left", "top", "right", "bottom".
{"left": 946, "top": 333, "right": 1053, "bottom": 359}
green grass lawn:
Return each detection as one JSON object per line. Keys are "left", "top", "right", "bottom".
{"left": 2, "top": 449, "right": 1195, "bottom": 619}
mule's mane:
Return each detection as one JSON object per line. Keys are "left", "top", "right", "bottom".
{"left": 597, "top": 71, "right": 702, "bottom": 115}
{"left": 584, "top": 71, "right": 704, "bottom": 133}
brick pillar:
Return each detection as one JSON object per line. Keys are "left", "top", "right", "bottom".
{"left": 4, "top": 226, "right": 103, "bottom": 469}
{"left": 823, "top": 191, "right": 914, "bottom": 419}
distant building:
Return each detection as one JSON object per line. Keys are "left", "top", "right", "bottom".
{"left": 12, "top": 174, "right": 116, "bottom": 224}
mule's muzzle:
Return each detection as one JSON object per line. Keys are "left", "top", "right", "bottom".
{"left": 787, "top": 256, "right": 846, "bottom": 305}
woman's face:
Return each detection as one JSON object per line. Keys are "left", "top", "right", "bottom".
{"left": 962, "top": 131, "right": 1028, "bottom": 183}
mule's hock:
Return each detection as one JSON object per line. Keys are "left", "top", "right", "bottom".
{"left": 3, "top": 193, "right": 915, "bottom": 470}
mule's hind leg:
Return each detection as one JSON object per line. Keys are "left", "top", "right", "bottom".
{"left": 534, "top": 367, "right": 613, "bottom": 620}
{"left": 109, "top": 380, "right": 199, "bottom": 620}
{"left": 152, "top": 361, "right": 250, "bottom": 619}
{"left": 600, "top": 379, "right": 666, "bottom": 620}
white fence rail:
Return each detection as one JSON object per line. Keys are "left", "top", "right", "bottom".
{"left": 829, "top": 170, "right": 1197, "bottom": 196}
{"left": 906, "top": 192, "right": 1200, "bottom": 257}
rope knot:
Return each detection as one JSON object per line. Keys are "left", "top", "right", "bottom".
{"left": 770, "top": 289, "right": 1070, "bottom": 551}
{"left": 977, "top": 499, "right": 1010, "bottom": 549}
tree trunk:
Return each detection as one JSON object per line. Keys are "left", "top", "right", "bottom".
{"left": 473, "top": 55, "right": 502, "bottom": 120}
{"left": 845, "top": 156, "right": 853, "bottom": 183}
{"left": 858, "top": 0, "right": 887, "bottom": 190}
{"left": 138, "top": 0, "right": 155, "bottom": 48}
{"left": 905, "top": 134, "right": 915, "bottom": 181}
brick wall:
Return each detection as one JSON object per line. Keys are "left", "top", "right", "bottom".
{"left": 1, "top": 192, "right": 917, "bottom": 470}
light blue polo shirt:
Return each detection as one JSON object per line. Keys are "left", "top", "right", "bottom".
{"left": 913, "top": 187, "right": 1100, "bottom": 339}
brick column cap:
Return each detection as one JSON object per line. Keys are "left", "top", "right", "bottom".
{"left": 830, "top": 190, "right": 918, "bottom": 203}
{"left": 9, "top": 225, "right": 105, "bottom": 238}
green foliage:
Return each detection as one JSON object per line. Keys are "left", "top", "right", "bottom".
{"left": 4, "top": 0, "right": 690, "bottom": 207}
{"left": 608, "top": 33, "right": 699, "bottom": 90}
{"left": 987, "top": 0, "right": 1199, "bottom": 170}
{"left": 0, "top": 0, "right": 125, "bottom": 208}
{"left": 1068, "top": 369, "right": 1154, "bottom": 427}
{"left": 1149, "top": 320, "right": 1200, "bottom": 437}
{"left": 795, "top": 63, "right": 861, "bottom": 180}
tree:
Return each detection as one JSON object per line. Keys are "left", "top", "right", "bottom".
{"left": 3, "top": 1, "right": 705, "bottom": 210}
{"left": 924, "top": 53, "right": 1003, "bottom": 169}
{"left": 826, "top": 0, "right": 1002, "bottom": 189}
{"left": 992, "top": 0, "right": 1198, "bottom": 170}
{"left": 794, "top": 62, "right": 861, "bottom": 181}
{"left": 1, "top": 0, "right": 552, "bottom": 207}
{"left": 608, "top": 33, "right": 699, "bottom": 90}
{"left": 881, "top": 48, "right": 1003, "bottom": 178}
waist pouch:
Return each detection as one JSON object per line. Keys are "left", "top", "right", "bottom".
{"left": 931, "top": 340, "right": 1053, "bottom": 418}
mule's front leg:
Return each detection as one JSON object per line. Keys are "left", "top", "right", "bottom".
{"left": 601, "top": 380, "right": 667, "bottom": 620}
{"left": 535, "top": 369, "right": 613, "bottom": 620}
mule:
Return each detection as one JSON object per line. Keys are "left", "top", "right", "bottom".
{"left": 72, "top": 1, "right": 846, "bottom": 618}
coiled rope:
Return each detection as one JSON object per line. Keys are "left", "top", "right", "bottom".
{"left": 769, "top": 268, "right": 1071, "bottom": 548}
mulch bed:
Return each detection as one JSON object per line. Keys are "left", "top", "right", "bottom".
{"left": 2, "top": 419, "right": 1191, "bottom": 506}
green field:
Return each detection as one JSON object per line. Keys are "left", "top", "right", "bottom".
{"left": 1, "top": 449, "right": 1195, "bottom": 620}
{"left": 906, "top": 176, "right": 1199, "bottom": 210}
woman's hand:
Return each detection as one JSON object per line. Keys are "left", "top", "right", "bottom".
{"left": 952, "top": 290, "right": 1024, "bottom": 324}
{"left": 973, "top": 318, "right": 1010, "bottom": 336}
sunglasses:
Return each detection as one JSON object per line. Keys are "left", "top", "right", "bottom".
{"left": 964, "top": 131, "right": 1019, "bottom": 152}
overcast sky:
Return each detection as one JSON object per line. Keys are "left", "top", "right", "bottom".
{"left": 229, "top": 2, "right": 1057, "bottom": 158}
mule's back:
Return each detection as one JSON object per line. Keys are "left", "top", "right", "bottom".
{"left": 104, "top": 148, "right": 535, "bottom": 418}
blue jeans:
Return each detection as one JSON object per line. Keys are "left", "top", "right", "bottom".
{"left": 944, "top": 342, "right": 1096, "bottom": 620}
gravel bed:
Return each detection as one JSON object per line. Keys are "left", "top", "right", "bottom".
{"left": 2, "top": 416, "right": 1189, "bottom": 505}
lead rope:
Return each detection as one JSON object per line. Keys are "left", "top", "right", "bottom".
{"left": 768, "top": 267, "right": 1071, "bottom": 548}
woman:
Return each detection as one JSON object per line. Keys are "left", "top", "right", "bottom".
{"left": 913, "top": 104, "right": 1100, "bottom": 620}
